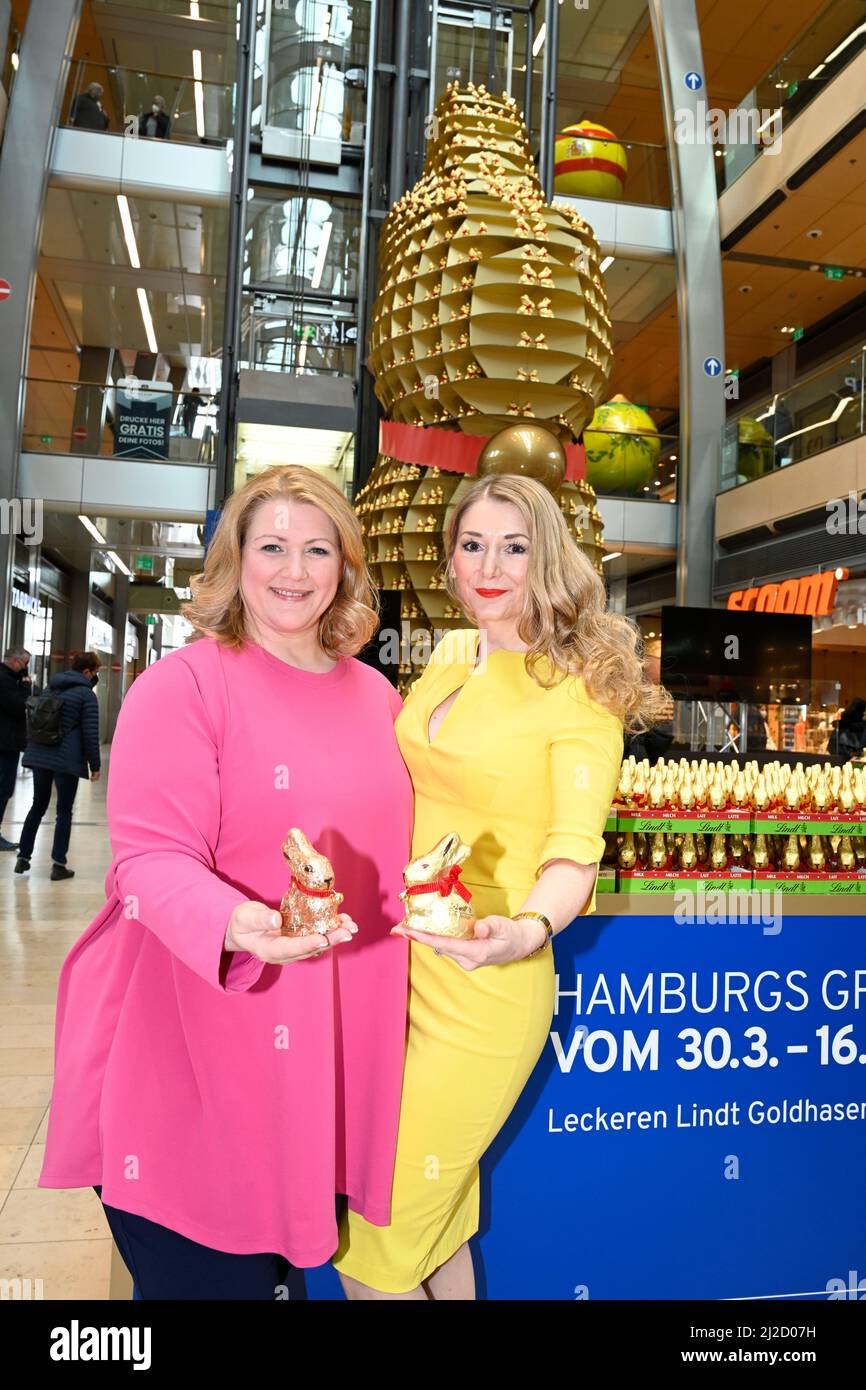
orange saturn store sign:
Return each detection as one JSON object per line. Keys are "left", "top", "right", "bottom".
{"left": 726, "top": 568, "right": 847, "bottom": 617}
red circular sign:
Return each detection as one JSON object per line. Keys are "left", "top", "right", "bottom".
{"left": 110, "top": 662, "right": 122, "bottom": 672}
{"left": 0, "top": 279, "right": 11, "bottom": 300}
{"left": 72, "top": 426, "right": 87, "bottom": 440}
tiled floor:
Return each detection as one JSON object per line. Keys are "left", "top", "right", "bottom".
{"left": 0, "top": 752, "right": 120, "bottom": 1299}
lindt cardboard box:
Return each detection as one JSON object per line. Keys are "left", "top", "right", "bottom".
{"left": 752, "top": 869, "right": 866, "bottom": 895}
{"left": 617, "top": 868, "right": 753, "bottom": 894}
{"left": 752, "top": 812, "right": 866, "bottom": 839}
{"left": 616, "top": 806, "right": 752, "bottom": 835}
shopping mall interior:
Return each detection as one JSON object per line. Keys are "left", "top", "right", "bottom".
{"left": 1, "top": 0, "right": 866, "bottom": 1311}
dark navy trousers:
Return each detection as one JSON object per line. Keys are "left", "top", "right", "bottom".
{"left": 95, "top": 1188, "right": 307, "bottom": 1301}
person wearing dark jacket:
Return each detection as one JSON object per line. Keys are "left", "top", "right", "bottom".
{"left": 0, "top": 645, "right": 32, "bottom": 851}
{"left": 181, "top": 385, "right": 201, "bottom": 435}
{"left": 70, "top": 83, "right": 109, "bottom": 131}
{"left": 830, "top": 697, "right": 866, "bottom": 760}
{"left": 138, "top": 95, "right": 171, "bottom": 139}
{"left": 15, "top": 651, "right": 102, "bottom": 881}
{"left": 624, "top": 719, "right": 672, "bottom": 762}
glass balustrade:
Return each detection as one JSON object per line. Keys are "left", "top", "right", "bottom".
{"left": 22, "top": 378, "right": 219, "bottom": 465}
{"left": 63, "top": 58, "right": 234, "bottom": 146}
{"left": 717, "top": 0, "right": 866, "bottom": 191}
{"left": 93, "top": 0, "right": 236, "bottom": 17}
{"left": 720, "top": 350, "right": 866, "bottom": 489}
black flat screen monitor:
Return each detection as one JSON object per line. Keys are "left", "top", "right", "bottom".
{"left": 660, "top": 606, "right": 812, "bottom": 702}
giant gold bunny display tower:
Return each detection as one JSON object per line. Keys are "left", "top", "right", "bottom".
{"left": 354, "top": 81, "right": 615, "bottom": 690}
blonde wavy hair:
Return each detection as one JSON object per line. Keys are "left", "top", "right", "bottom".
{"left": 444, "top": 474, "right": 671, "bottom": 732}
{"left": 182, "top": 464, "right": 379, "bottom": 658}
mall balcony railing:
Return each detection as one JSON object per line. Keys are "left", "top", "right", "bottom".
{"left": 62, "top": 58, "right": 234, "bottom": 147}
{"left": 21, "top": 379, "right": 219, "bottom": 466}
{"left": 93, "top": 0, "right": 235, "bottom": 17}
{"left": 717, "top": 0, "right": 866, "bottom": 191}
{"left": 720, "top": 348, "right": 866, "bottom": 491}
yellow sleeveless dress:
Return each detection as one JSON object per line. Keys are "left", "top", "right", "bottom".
{"left": 333, "top": 629, "right": 623, "bottom": 1292}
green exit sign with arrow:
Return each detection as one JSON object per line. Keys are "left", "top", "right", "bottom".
{"left": 824, "top": 267, "right": 845, "bottom": 281}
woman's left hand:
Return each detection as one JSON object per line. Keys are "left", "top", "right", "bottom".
{"left": 390, "top": 914, "right": 547, "bottom": 970}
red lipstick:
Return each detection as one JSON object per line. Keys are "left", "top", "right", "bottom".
{"left": 475, "top": 588, "right": 507, "bottom": 598}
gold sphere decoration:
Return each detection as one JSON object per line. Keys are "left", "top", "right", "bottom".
{"left": 476, "top": 424, "right": 567, "bottom": 492}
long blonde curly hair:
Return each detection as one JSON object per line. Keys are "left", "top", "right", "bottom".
{"left": 444, "top": 474, "right": 671, "bottom": 732}
{"left": 182, "top": 464, "right": 379, "bottom": 658}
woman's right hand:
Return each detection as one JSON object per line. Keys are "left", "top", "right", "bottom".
{"left": 224, "top": 901, "right": 357, "bottom": 964}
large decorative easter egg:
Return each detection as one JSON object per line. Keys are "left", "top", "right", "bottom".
{"left": 737, "top": 416, "right": 774, "bottom": 480}
{"left": 554, "top": 122, "right": 628, "bottom": 201}
{"left": 583, "top": 399, "right": 660, "bottom": 494}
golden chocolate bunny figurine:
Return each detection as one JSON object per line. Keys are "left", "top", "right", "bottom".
{"left": 280, "top": 828, "right": 344, "bottom": 937}
{"left": 398, "top": 832, "right": 475, "bottom": 939}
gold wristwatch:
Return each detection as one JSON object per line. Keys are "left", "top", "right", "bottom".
{"left": 514, "top": 911, "right": 553, "bottom": 956}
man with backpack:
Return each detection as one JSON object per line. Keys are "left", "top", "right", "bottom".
{"left": 15, "top": 651, "right": 102, "bottom": 880}
{"left": 0, "top": 645, "right": 32, "bottom": 850}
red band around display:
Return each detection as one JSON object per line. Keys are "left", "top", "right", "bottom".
{"left": 378, "top": 420, "right": 586, "bottom": 481}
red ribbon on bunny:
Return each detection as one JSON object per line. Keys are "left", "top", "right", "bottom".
{"left": 405, "top": 862, "right": 472, "bottom": 902}
{"left": 289, "top": 876, "right": 334, "bottom": 899}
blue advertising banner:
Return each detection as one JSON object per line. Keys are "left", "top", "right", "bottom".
{"left": 307, "top": 910, "right": 866, "bottom": 1300}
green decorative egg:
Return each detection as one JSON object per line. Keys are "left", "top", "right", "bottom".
{"left": 737, "top": 416, "right": 774, "bottom": 480}
{"left": 583, "top": 400, "right": 661, "bottom": 495}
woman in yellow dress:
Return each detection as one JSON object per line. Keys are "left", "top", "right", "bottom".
{"left": 333, "top": 472, "right": 667, "bottom": 1299}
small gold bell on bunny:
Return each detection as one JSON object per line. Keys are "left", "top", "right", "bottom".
{"left": 280, "top": 828, "right": 344, "bottom": 937}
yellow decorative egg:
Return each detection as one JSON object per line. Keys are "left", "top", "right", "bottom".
{"left": 554, "top": 122, "right": 628, "bottom": 201}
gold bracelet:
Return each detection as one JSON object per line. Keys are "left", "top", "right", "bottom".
{"left": 514, "top": 910, "right": 553, "bottom": 957}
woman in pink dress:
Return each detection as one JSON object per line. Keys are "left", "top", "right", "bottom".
{"left": 39, "top": 464, "right": 413, "bottom": 1299}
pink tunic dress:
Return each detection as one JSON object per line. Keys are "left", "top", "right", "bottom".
{"left": 39, "top": 636, "right": 413, "bottom": 1266}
